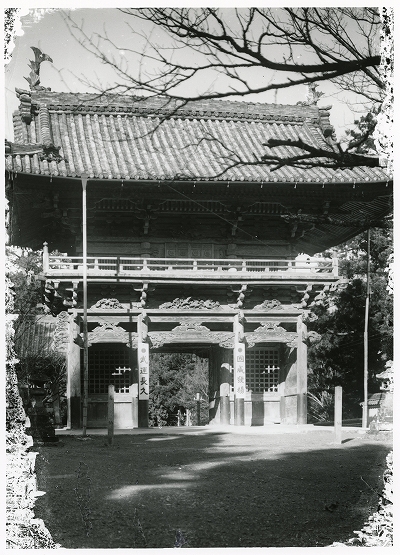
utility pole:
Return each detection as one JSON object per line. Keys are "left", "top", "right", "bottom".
{"left": 362, "top": 228, "right": 371, "bottom": 429}
{"left": 81, "top": 172, "right": 89, "bottom": 436}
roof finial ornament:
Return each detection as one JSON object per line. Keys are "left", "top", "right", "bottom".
{"left": 24, "top": 46, "right": 53, "bottom": 91}
{"left": 306, "top": 83, "right": 324, "bottom": 105}
{"left": 297, "top": 83, "right": 324, "bottom": 106}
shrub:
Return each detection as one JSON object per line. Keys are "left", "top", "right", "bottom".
{"left": 307, "top": 391, "right": 334, "bottom": 422}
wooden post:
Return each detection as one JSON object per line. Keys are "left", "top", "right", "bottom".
{"left": 219, "top": 354, "right": 231, "bottom": 426}
{"left": 138, "top": 315, "right": 149, "bottom": 428}
{"left": 43, "top": 241, "right": 49, "bottom": 272}
{"left": 296, "top": 316, "right": 308, "bottom": 424}
{"left": 108, "top": 384, "right": 114, "bottom": 446}
{"left": 220, "top": 382, "right": 230, "bottom": 425}
{"left": 67, "top": 312, "right": 81, "bottom": 429}
{"left": 131, "top": 383, "right": 138, "bottom": 428}
{"left": 196, "top": 392, "right": 201, "bottom": 426}
{"left": 234, "top": 314, "right": 245, "bottom": 426}
{"left": 334, "top": 386, "right": 342, "bottom": 445}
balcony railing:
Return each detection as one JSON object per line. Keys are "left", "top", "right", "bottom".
{"left": 43, "top": 251, "right": 338, "bottom": 277}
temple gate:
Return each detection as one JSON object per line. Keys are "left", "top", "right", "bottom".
{"left": 6, "top": 53, "right": 392, "bottom": 428}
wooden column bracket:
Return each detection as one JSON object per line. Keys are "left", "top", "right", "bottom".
{"left": 297, "top": 284, "right": 314, "bottom": 307}
{"left": 139, "top": 312, "right": 149, "bottom": 342}
{"left": 133, "top": 283, "right": 155, "bottom": 308}
{"left": 135, "top": 205, "right": 157, "bottom": 235}
{"left": 231, "top": 215, "right": 243, "bottom": 236}
{"left": 63, "top": 279, "right": 80, "bottom": 308}
{"left": 230, "top": 285, "right": 251, "bottom": 308}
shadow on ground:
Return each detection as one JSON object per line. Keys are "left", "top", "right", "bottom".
{"left": 34, "top": 429, "right": 392, "bottom": 548}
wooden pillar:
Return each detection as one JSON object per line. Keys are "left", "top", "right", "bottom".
{"left": 66, "top": 312, "right": 81, "bottom": 428}
{"left": 208, "top": 346, "right": 218, "bottom": 425}
{"left": 234, "top": 314, "right": 245, "bottom": 426}
{"left": 130, "top": 383, "right": 139, "bottom": 428}
{"left": 296, "top": 316, "right": 308, "bottom": 424}
{"left": 137, "top": 314, "right": 149, "bottom": 428}
{"left": 219, "top": 349, "right": 231, "bottom": 425}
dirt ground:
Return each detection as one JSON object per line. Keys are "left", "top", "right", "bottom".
{"left": 33, "top": 427, "right": 392, "bottom": 549}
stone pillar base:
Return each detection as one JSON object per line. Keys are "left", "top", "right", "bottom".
{"left": 297, "top": 393, "right": 307, "bottom": 424}
{"left": 138, "top": 400, "right": 149, "bottom": 428}
{"left": 220, "top": 396, "right": 230, "bottom": 425}
{"left": 234, "top": 398, "right": 244, "bottom": 425}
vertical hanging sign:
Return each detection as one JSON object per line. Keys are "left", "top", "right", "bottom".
{"left": 138, "top": 343, "right": 150, "bottom": 400}
{"left": 234, "top": 344, "right": 246, "bottom": 398}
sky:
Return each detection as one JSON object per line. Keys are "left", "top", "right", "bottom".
{"left": 5, "top": 6, "right": 381, "bottom": 141}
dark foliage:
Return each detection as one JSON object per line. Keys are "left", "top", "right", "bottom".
{"left": 345, "top": 108, "right": 379, "bottom": 155}
{"left": 307, "top": 280, "right": 377, "bottom": 420}
{"left": 306, "top": 226, "right": 393, "bottom": 420}
{"left": 6, "top": 366, "right": 26, "bottom": 434}
{"left": 148, "top": 353, "right": 209, "bottom": 426}
{"left": 6, "top": 249, "right": 44, "bottom": 343}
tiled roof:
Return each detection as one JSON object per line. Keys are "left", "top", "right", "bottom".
{"left": 366, "top": 392, "right": 386, "bottom": 407}
{"left": 5, "top": 91, "right": 390, "bottom": 184}
{"left": 14, "top": 316, "right": 57, "bottom": 358}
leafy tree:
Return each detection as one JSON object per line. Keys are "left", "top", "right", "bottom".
{"left": 5, "top": 273, "right": 27, "bottom": 447}
{"left": 16, "top": 352, "right": 67, "bottom": 427}
{"left": 305, "top": 224, "right": 393, "bottom": 421}
{"left": 148, "top": 353, "right": 208, "bottom": 426}
{"left": 148, "top": 354, "right": 184, "bottom": 426}
{"left": 176, "top": 358, "right": 209, "bottom": 425}
{"left": 6, "top": 247, "right": 68, "bottom": 426}
{"left": 344, "top": 108, "right": 379, "bottom": 156}
{"left": 6, "top": 247, "right": 44, "bottom": 344}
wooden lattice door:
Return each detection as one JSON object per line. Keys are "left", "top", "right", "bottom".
{"left": 85, "top": 344, "right": 135, "bottom": 428}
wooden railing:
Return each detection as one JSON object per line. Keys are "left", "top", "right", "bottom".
{"left": 43, "top": 250, "right": 338, "bottom": 277}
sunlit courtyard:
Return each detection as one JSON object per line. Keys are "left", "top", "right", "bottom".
{"left": 34, "top": 427, "right": 391, "bottom": 548}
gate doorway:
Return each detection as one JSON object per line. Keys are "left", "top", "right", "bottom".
{"left": 148, "top": 351, "right": 209, "bottom": 427}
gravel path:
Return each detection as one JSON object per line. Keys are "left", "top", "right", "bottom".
{"left": 33, "top": 427, "right": 392, "bottom": 548}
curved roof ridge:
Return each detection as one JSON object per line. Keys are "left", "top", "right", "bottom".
{"left": 23, "top": 90, "right": 322, "bottom": 122}
{"left": 7, "top": 88, "right": 391, "bottom": 184}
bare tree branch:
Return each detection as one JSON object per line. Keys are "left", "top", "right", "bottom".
{"left": 63, "top": 8, "right": 382, "bottom": 101}
{"left": 262, "top": 137, "right": 381, "bottom": 170}
{"left": 59, "top": 7, "right": 389, "bottom": 171}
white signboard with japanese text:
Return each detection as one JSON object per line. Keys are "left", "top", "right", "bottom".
{"left": 234, "top": 344, "right": 246, "bottom": 398}
{"left": 138, "top": 343, "right": 150, "bottom": 400}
